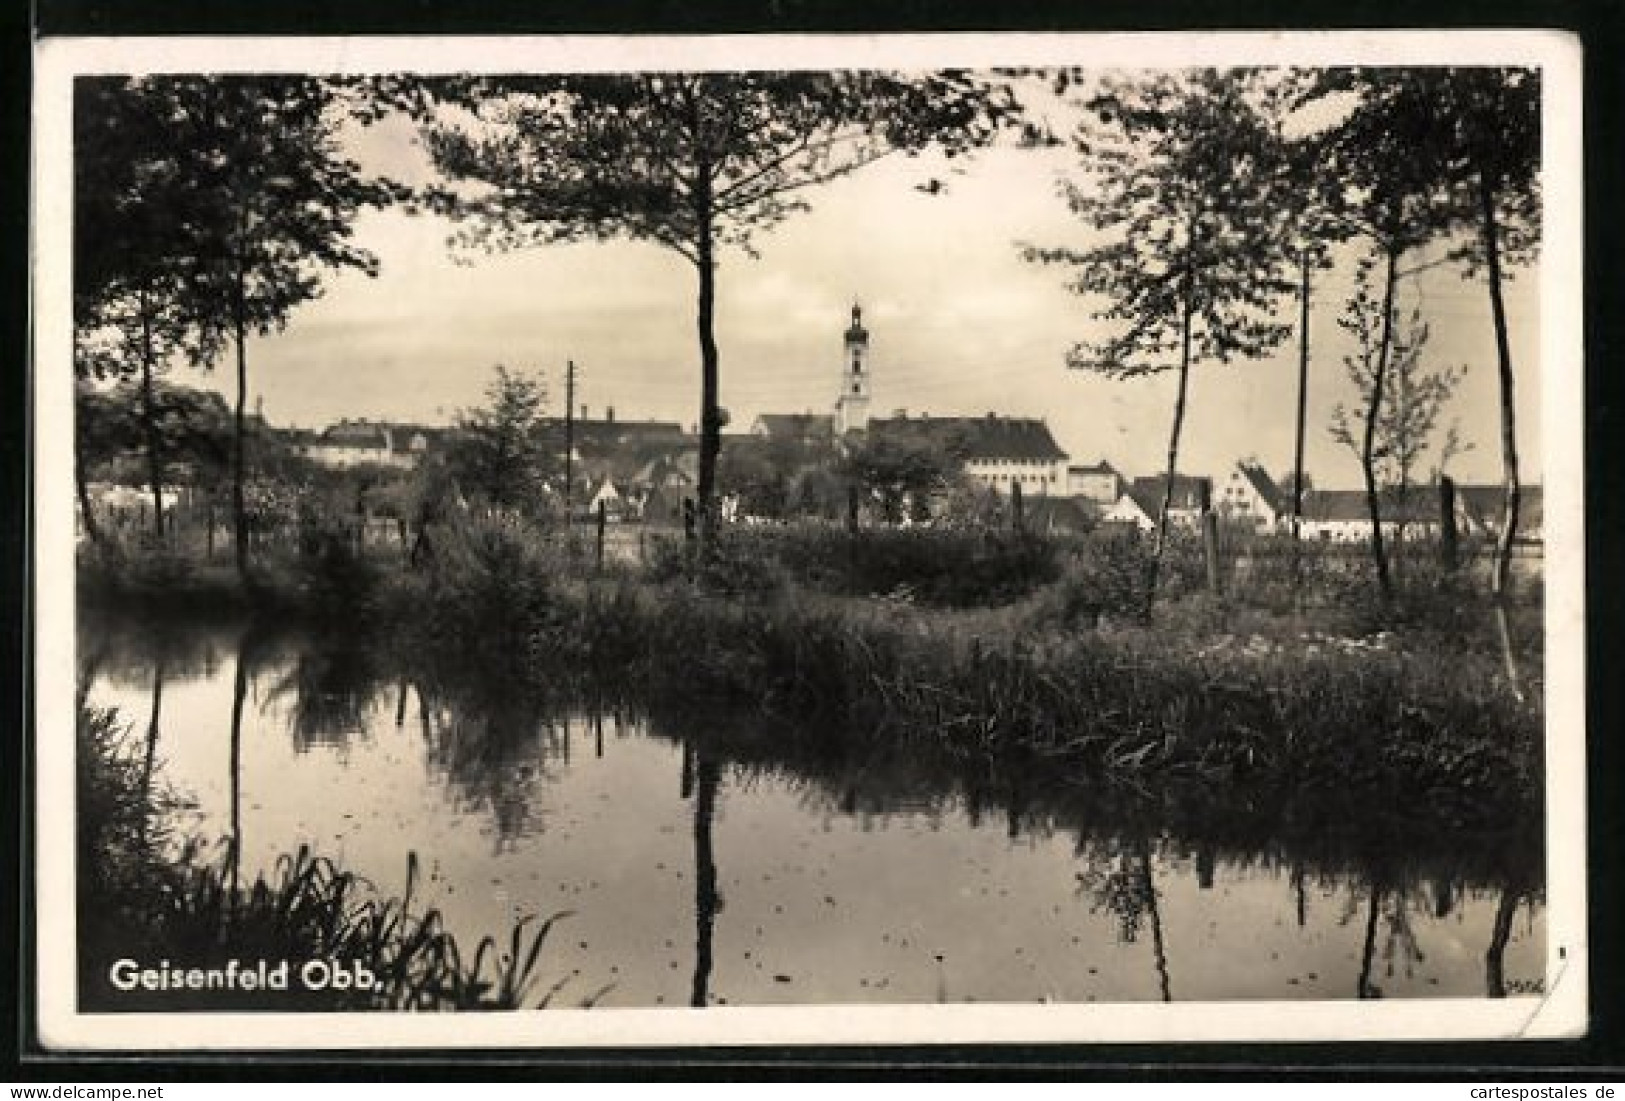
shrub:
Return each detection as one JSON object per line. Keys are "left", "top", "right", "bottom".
{"left": 407, "top": 515, "right": 564, "bottom": 675}
{"left": 293, "top": 514, "right": 385, "bottom": 623}
{"left": 771, "top": 526, "right": 1059, "bottom": 607}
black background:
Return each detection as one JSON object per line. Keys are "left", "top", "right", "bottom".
{"left": 5, "top": 0, "right": 1623, "bottom": 1081}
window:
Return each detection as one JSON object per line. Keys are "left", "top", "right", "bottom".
{"left": 852, "top": 383, "right": 861, "bottom": 394}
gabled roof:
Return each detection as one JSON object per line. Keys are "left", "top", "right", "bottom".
{"left": 1069, "top": 460, "right": 1120, "bottom": 478}
{"left": 1127, "top": 474, "right": 1210, "bottom": 516}
{"left": 754, "top": 413, "right": 836, "bottom": 442}
{"left": 633, "top": 455, "right": 694, "bottom": 487}
{"left": 1451, "top": 484, "right": 1543, "bottom": 532}
{"left": 538, "top": 418, "right": 690, "bottom": 452}
{"left": 1023, "top": 497, "right": 1093, "bottom": 532}
{"left": 318, "top": 420, "right": 391, "bottom": 449}
{"left": 1235, "top": 462, "right": 1285, "bottom": 512}
{"left": 867, "top": 415, "right": 1068, "bottom": 463}
{"left": 1301, "top": 487, "right": 1443, "bottom": 523}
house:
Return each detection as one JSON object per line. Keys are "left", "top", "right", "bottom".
{"left": 865, "top": 413, "right": 1070, "bottom": 498}
{"left": 1101, "top": 491, "right": 1157, "bottom": 531}
{"left": 1298, "top": 486, "right": 1450, "bottom": 543}
{"left": 1067, "top": 460, "right": 1123, "bottom": 506}
{"left": 295, "top": 419, "right": 448, "bottom": 470}
{"left": 1453, "top": 484, "right": 1544, "bottom": 544}
{"left": 751, "top": 413, "right": 836, "bottom": 449}
{"left": 1104, "top": 474, "right": 1213, "bottom": 532}
{"left": 584, "top": 476, "right": 626, "bottom": 520}
{"left": 1217, "top": 461, "right": 1286, "bottom": 530}
{"left": 1023, "top": 496, "right": 1095, "bottom": 536}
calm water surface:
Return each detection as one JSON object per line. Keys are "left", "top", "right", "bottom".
{"left": 80, "top": 616, "right": 1545, "bottom": 1007}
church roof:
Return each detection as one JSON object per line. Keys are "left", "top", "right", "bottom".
{"left": 867, "top": 414, "right": 1068, "bottom": 463}
{"left": 754, "top": 413, "right": 836, "bottom": 443}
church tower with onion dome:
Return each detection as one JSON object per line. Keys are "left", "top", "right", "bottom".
{"left": 835, "top": 302, "right": 872, "bottom": 435}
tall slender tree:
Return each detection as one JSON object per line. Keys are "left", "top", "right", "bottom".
{"left": 1310, "top": 70, "right": 1459, "bottom": 599}
{"left": 75, "top": 77, "right": 225, "bottom": 541}
{"left": 144, "top": 76, "right": 401, "bottom": 582}
{"left": 1024, "top": 69, "right": 1294, "bottom": 614}
{"left": 1254, "top": 70, "right": 1354, "bottom": 591}
{"left": 1435, "top": 69, "right": 1541, "bottom": 598}
{"left": 419, "top": 73, "right": 1016, "bottom": 556}
{"left": 1330, "top": 262, "right": 1468, "bottom": 552}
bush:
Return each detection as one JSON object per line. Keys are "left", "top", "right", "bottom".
{"left": 407, "top": 515, "right": 564, "bottom": 674}
{"left": 771, "top": 526, "right": 1059, "bottom": 607}
{"left": 293, "top": 513, "right": 385, "bottom": 623}
{"left": 643, "top": 530, "right": 785, "bottom": 597}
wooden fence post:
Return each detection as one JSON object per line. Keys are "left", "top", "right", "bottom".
{"left": 1439, "top": 475, "right": 1459, "bottom": 573}
{"left": 1199, "top": 480, "right": 1221, "bottom": 594}
{"left": 596, "top": 500, "right": 607, "bottom": 570}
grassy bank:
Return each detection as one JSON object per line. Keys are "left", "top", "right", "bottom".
{"left": 79, "top": 518, "right": 1545, "bottom": 836}
{"left": 77, "top": 705, "right": 590, "bottom": 1012}
{"left": 351, "top": 520, "right": 1542, "bottom": 836}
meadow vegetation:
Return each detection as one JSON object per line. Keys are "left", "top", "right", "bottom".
{"left": 77, "top": 705, "right": 590, "bottom": 1012}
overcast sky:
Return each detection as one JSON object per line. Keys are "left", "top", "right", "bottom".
{"left": 191, "top": 89, "right": 1541, "bottom": 491}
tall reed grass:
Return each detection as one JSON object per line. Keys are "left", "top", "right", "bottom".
{"left": 77, "top": 706, "right": 591, "bottom": 1011}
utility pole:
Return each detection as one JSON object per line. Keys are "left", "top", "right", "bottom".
{"left": 564, "top": 359, "right": 576, "bottom": 524}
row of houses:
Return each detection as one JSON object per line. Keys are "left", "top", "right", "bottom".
{"left": 266, "top": 307, "right": 1536, "bottom": 541}
{"left": 1099, "top": 462, "right": 1541, "bottom": 544}
{"left": 271, "top": 410, "right": 1536, "bottom": 543}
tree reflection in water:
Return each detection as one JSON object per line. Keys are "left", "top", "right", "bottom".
{"left": 1076, "top": 833, "right": 1171, "bottom": 1001}
{"left": 690, "top": 751, "right": 722, "bottom": 1007}
{"left": 267, "top": 641, "right": 386, "bottom": 754}
{"left": 79, "top": 611, "right": 1549, "bottom": 1003}
{"left": 414, "top": 679, "right": 562, "bottom": 849}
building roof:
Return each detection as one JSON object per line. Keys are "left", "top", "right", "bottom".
{"left": 544, "top": 418, "right": 690, "bottom": 451}
{"left": 1126, "top": 474, "right": 1211, "bottom": 517}
{"left": 1023, "top": 496, "right": 1094, "bottom": 532}
{"left": 867, "top": 414, "right": 1069, "bottom": 463}
{"left": 1301, "top": 486, "right": 1444, "bottom": 523}
{"left": 1450, "top": 484, "right": 1543, "bottom": 533}
{"left": 1235, "top": 462, "right": 1285, "bottom": 512}
{"left": 753, "top": 413, "right": 836, "bottom": 443}
{"left": 318, "top": 420, "right": 392, "bottom": 449}
{"left": 1069, "top": 460, "right": 1121, "bottom": 478}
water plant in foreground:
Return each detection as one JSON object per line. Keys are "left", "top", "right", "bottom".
{"left": 77, "top": 705, "right": 599, "bottom": 1012}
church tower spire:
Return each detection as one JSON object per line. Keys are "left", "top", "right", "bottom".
{"left": 836, "top": 302, "right": 871, "bottom": 434}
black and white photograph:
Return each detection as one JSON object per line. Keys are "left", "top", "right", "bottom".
{"left": 30, "top": 31, "right": 1586, "bottom": 1050}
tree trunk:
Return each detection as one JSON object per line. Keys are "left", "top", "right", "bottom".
{"left": 1137, "top": 836, "right": 1171, "bottom": 1003}
{"left": 693, "top": 186, "right": 722, "bottom": 560}
{"left": 1361, "top": 246, "right": 1399, "bottom": 602}
{"left": 74, "top": 432, "right": 105, "bottom": 550}
{"left": 1357, "top": 881, "right": 1383, "bottom": 999}
{"left": 689, "top": 754, "right": 720, "bottom": 1008}
{"left": 1290, "top": 253, "right": 1312, "bottom": 592}
{"left": 1485, "top": 885, "right": 1519, "bottom": 998}
{"left": 1146, "top": 278, "right": 1195, "bottom": 618}
{"left": 231, "top": 260, "right": 251, "bottom": 586}
{"left": 138, "top": 292, "right": 166, "bottom": 542}
{"left": 228, "top": 633, "right": 250, "bottom": 908}
{"left": 1481, "top": 168, "right": 1522, "bottom": 599}
{"left": 139, "top": 660, "right": 165, "bottom": 846}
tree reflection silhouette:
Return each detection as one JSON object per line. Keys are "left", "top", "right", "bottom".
{"left": 1077, "top": 833, "right": 1171, "bottom": 1001}
{"left": 691, "top": 751, "right": 722, "bottom": 1008}
{"left": 139, "top": 658, "right": 165, "bottom": 845}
